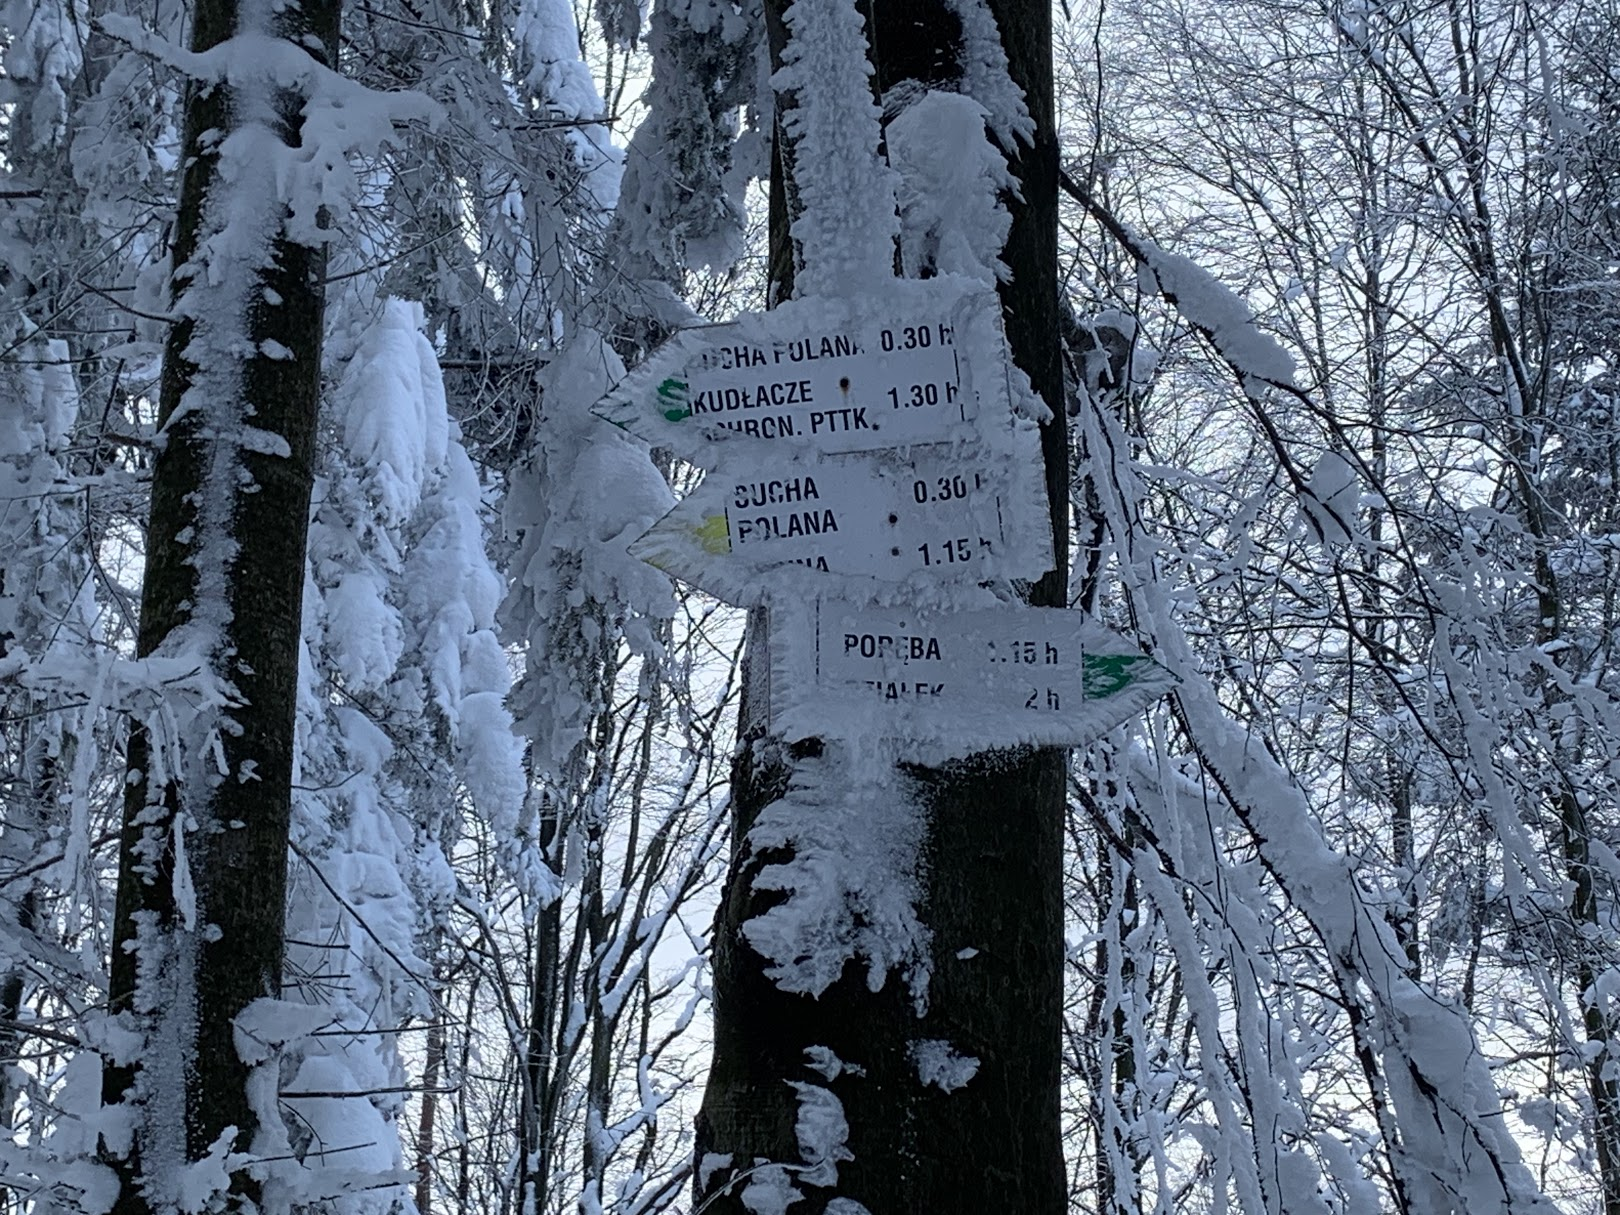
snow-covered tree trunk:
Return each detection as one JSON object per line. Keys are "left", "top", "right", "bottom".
{"left": 101, "top": 0, "right": 337, "bottom": 1207}
{"left": 696, "top": 0, "right": 1069, "bottom": 1209}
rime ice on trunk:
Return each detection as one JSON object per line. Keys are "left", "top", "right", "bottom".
{"left": 695, "top": 0, "right": 1070, "bottom": 1210}
{"left": 101, "top": 0, "right": 337, "bottom": 1209}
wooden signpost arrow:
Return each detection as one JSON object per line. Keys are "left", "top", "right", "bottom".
{"left": 628, "top": 448, "right": 1053, "bottom": 606}
{"left": 766, "top": 598, "right": 1177, "bottom": 751}
{"left": 594, "top": 284, "right": 1015, "bottom": 460}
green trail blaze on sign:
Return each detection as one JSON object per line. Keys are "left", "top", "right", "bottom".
{"left": 658, "top": 377, "right": 689, "bottom": 421}
{"left": 1082, "top": 653, "right": 1159, "bottom": 699}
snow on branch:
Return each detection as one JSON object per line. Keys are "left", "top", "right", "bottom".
{"left": 1059, "top": 168, "right": 1374, "bottom": 551}
{"left": 97, "top": 16, "right": 441, "bottom": 243}
{"left": 1079, "top": 391, "right": 1557, "bottom": 1215}
{"left": 1059, "top": 169, "right": 1294, "bottom": 391}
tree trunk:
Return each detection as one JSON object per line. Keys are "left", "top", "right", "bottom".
{"left": 520, "top": 797, "right": 563, "bottom": 1215}
{"left": 695, "top": 0, "right": 1067, "bottom": 1209}
{"left": 416, "top": 949, "right": 447, "bottom": 1215}
{"left": 1561, "top": 783, "right": 1620, "bottom": 1215}
{"left": 100, "top": 0, "right": 336, "bottom": 1205}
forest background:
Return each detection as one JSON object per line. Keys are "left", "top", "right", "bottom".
{"left": 0, "top": 0, "right": 1617, "bottom": 1211}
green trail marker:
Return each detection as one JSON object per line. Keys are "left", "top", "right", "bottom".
{"left": 657, "top": 377, "right": 690, "bottom": 421}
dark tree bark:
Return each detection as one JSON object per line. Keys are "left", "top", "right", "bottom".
{"left": 101, "top": 0, "right": 337, "bottom": 1208}
{"left": 518, "top": 796, "right": 564, "bottom": 1215}
{"left": 696, "top": 0, "right": 1067, "bottom": 1209}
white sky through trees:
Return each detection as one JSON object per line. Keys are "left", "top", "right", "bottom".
{"left": 0, "top": 0, "right": 1616, "bottom": 1211}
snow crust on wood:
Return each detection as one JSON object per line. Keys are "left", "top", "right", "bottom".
{"left": 100, "top": 0, "right": 320, "bottom": 1194}
{"left": 740, "top": 1163, "right": 801, "bottom": 1215}
{"left": 803, "top": 1045, "right": 863, "bottom": 1080}
{"left": 236, "top": 993, "right": 414, "bottom": 1214}
{"left": 1122, "top": 670, "right": 1552, "bottom": 1215}
{"left": 0, "top": 333, "right": 76, "bottom": 455}
{"left": 1314, "top": 1132, "right": 1383, "bottom": 1215}
{"left": 909, "top": 1039, "right": 979, "bottom": 1092}
{"left": 789, "top": 1082, "right": 853, "bottom": 1187}
{"left": 98, "top": 53, "right": 448, "bottom": 1180}
{"left": 887, "top": 92, "right": 1013, "bottom": 284}
{"left": 698, "top": 1151, "right": 734, "bottom": 1190}
{"left": 232, "top": 999, "right": 337, "bottom": 1066}
{"left": 97, "top": 17, "right": 440, "bottom": 244}
{"left": 742, "top": 748, "right": 930, "bottom": 1003}
{"left": 771, "top": 0, "right": 899, "bottom": 298}
{"left": 939, "top": 0, "right": 1033, "bottom": 148}
{"left": 1, "top": 319, "right": 131, "bottom": 999}
{"left": 1161, "top": 691, "right": 1547, "bottom": 1212}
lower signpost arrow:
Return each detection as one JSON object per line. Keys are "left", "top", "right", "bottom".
{"left": 767, "top": 598, "right": 1178, "bottom": 753}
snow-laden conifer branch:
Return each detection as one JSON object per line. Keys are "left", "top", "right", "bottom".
{"left": 283, "top": 296, "right": 539, "bottom": 1213}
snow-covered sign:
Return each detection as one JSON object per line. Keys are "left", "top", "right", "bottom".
{"left": 629, "top": 447, "right": 1052, "bottom": 607}
{"left": 767, "top": 599, "right": 1177, "bottom": 751}
{"left": 593, "top": 284, "right": 1015, "bottom": 460}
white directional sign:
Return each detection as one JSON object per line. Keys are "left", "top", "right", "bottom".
{"left": 594, "top": 284, "right": 1016, "bottom": 460}
{"left": 628, "top": 447, "right": 1053, "bottom": 607}
{"left": 767, "top": 599, "right": 1177, "bottom": 752}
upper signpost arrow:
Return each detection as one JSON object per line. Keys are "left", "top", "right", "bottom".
{"left": 593, "top": 283, "right": 1016, "bottom": 461}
